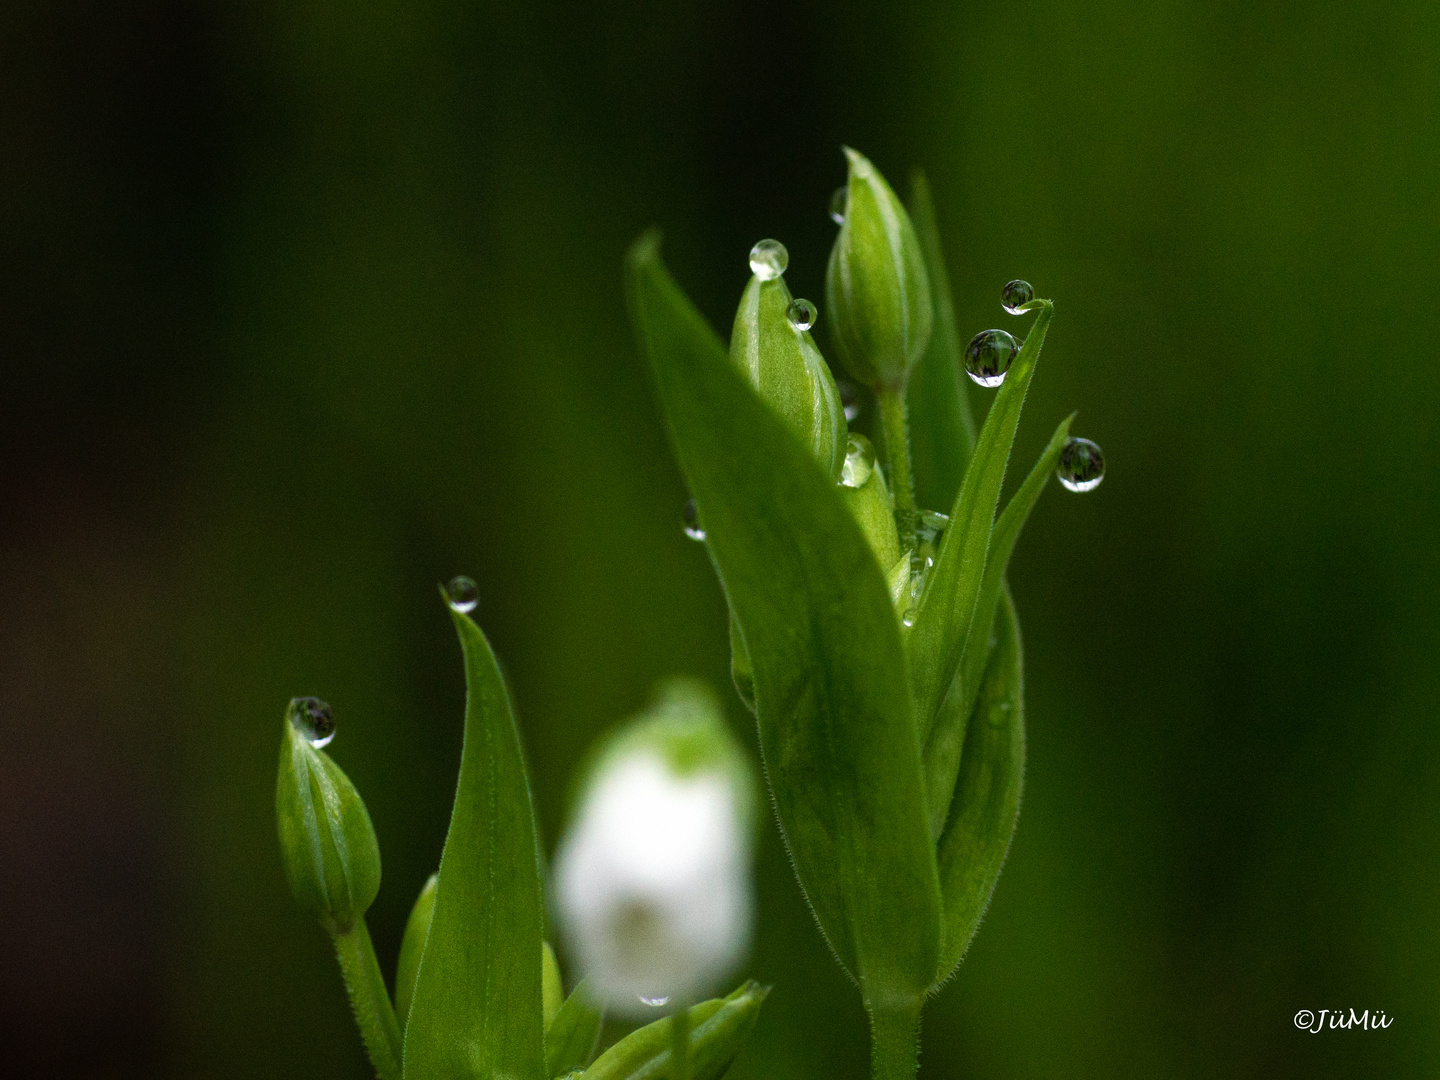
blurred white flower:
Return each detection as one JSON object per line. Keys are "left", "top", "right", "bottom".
{"left": 553, "top": 681, "right": 754, "bottom": 1018}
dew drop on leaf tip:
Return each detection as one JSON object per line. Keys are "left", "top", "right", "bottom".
{"left": 1057, "top": 437, "right": 1105, "bottom": 493}
{"left": 964, "top": 329, "right": 1019, "bottom": 388}
{"left": 289, "top": 696, "right": 336, "bottom": 749}
{"left": 829, "top": 186, "right": 848, "bottom": 225}
{"left": 1002, "top": 279, "right": 1034, "bottom": 315}
{"left": 749, "top": 239, "right": 788, "bottom": 280}
{"left": 682, "top": 497, "right": 706, "bottom": 541}
{"left": 445, "top": 575, "right": 479, "bottom": 614}
{"left": 786, "top": 298, "right": 816, "bottom": 332}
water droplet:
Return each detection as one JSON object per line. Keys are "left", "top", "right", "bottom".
{"left": 445, "top": 575, "right": 479, "bottom": 614}
{"left": 682, "top": 497, "right": 706, "bottom": 541}
{"left": 1057, "top": 437, "right": 1105, "bottom": 492}
{"left": 786, "top": 298, "right": 816, "bottom": 332}
{"left": 1002, "top": 279, "right": 1034, "bottom": 315}
{"left": 829, "top": 186, "right": 848, "bottom": 225}
{"left": 748, "top": 239, "right": 789, "bottom": 281}
{"left": 964, "top": 329, "right": 1019, "bottom": 388}
{"left": 837, "top": 381, "right": 861, "bottom": 422}
{"left": 638, "top": 995, "right": 671, "bottom": 1008}
{"left": 289, "top": 696, "right": 336, "bottom": 749}
{"left": 916, "top": 510, "right": 949, "bottom": 548}
{"left": 839, "top": 433, "right": 876, "bottom": 488}
{"left": 901, "top": 609, "right": 916, "bottom": 628}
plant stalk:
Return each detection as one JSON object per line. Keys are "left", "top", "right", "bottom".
{"left": 670, "top": 1002, "right": 691, "bottom": 1080}
{"left": 868, "top": 999, "right": 923, "bottom": 1080}
{"left": 333, "top": 918, "right": 404, "bottom": 1080}
{"left": 877, "top": 386, "right": 918, "bottom": 549}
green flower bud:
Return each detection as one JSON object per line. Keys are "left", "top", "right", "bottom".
{"left": 394, "top": 871, "right": 437, "bottom": 1027}
{"left": 825, "top": 147, "right": 934, "bottom": 391}
{"left": 274, "top": 697, "right": 381, "bottom": 934}
{"left": 730, "top": 271, "right": 847, "bottom": 479}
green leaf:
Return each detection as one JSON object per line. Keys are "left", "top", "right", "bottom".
{"left": 580, "top": 983, "right": 768, "bottom": 1080}
{"left": 628, "top": 232, "right": 941, "bottom": 1009}
{"left": 905, "top": 169, "right": 976, "bottom": 511}
{"left": 921, "top": 414, "right": 1072, "bottom": 838}
{"left": 543, "top": 942, "right": 564, "bottom": 1032}
{"left": 403, "top": 608, "right": 546, "bottom": 1080}
{"left": 395, "top": 872, "right": 437, "bottom": 1030}
{"left": 546, "top": 981, "right": 604, "bottom": 1078}
{"left": 906, "top": 303, "right": 1053, "bottom": 741}
{"left": 932, "top": 591, "right": 1026, "bottom": 982}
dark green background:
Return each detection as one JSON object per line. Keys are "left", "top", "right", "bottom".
{"left": 3, "top": 0, "right": 1436, "bottom": 1075}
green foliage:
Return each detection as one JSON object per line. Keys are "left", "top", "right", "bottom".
{"left": 580, "top": 983, "right": 769, "bottom": 1080}
{"left": 628, "top": 234, "right": 944, "bottom": 1014}
{"left": 395, "top": 872, "right": 437, "bottom": 1029}
{"left": 402, "top": 606, "right": 547, "bottom": 1080}
{"left": 545, "top": 982, "right": 604, "bottom": 1078}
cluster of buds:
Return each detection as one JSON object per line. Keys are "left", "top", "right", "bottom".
{"left": 628, "top": 147, "right": 1104, "bottom": 1078}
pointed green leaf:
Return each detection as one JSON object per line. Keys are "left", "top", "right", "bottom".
{"left": 546, "top": 981, "right": 604, "bottom": 1078}
{"left": 933, "top": 591, "right": 1025, "bottom": 983}
{"left": 395, "top": 872, "right": 437, "bottom": 1029}
{"left": 543, "top": 942, "right": 564, "bottom": 1032}
{"left": 906, "top": 170, "right": 976, "bottom": 511}
{"left": 403, "top": 608, "right": 546, "bottom": 1080}
{"left": 921, "top": 414, "right": 1072, "bottom": 837}
{"left": 906, "top": 303, "right": 1053, "bottom": 742}
{"left": 580, "top": 983, "right": 768, "bottom": 1080}
{"left": 628, "top": 232, "right": 941, "bottom": 1008}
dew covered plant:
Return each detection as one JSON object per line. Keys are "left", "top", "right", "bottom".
{"left": 626, "top": 146, "right": 1104, "bottom": 1079}
{"left": 275, "top": 581, "right": 767, "bottom": 1080}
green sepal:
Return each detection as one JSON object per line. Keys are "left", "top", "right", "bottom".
{"left": 403, "top": 605, "right": 546, "bottom": 1080}
{"left": 906, "top": 169, "right": 976, "bottom": 508}
{"left": 628, "top": 233, "right": 941, "bottom": 1007}
{"left": 546, "top": 981, "right": 604, "bottom": 1079}
{"left": 730, "top": 272, "right": 847, "bottom": 480}
{"left": 932, "top": 592, "right": 1025, "bottom": 983}
{"left": 838, "top": 448, "right": 901, "bottom": 574}
{"left": 544, "top": 942, "right": 564, "bottom": 1032}
{"left": 906, "top": 303, "right": 1053, "bottom": 740}
{"left": 825, "top": 148, "right": 934, "bottom": 392}
{"left": 394, "top": 871, "right": 437, "bottom": 1029}
{"left": 921, "top": 414, "right": 1072, "bottom": 838}
{"left": 274, "top": 704, "right": 381, "bottom": 935}
{"left": 579, "top": 982, "right": 769, "bottom": 1080}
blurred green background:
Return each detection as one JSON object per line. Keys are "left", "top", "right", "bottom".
{"left": 3, "top": 0, "right": 1437, "bottom": 1076}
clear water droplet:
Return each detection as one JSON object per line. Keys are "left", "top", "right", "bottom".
{"left": 964, "top": 329, "right": 1019, "bottom": 388}
{"left": 748, "top": 239, "right": 789, "bottom": 281}
{"left": 786, "top": 298, "right": 816, "bottom": 332}
{"left": 638, "top": 995, "right": 671, "bottom": 1008}
{"left": 839, "top": 433, "right": 876, "bottom": 488}
{"left": 1002, "top": 279, "right": 1035, "bottom": 315}
{"left": 445, "top": 575, "right": 479, "bottom": 613}
{"left": 901, "top": 609, "right": 916, "bottom": 628}
{"left": 916, "top": 510, "right": 949, "bottom": 548}
{"left": 289, "top": 696, "right": 336, "bottom": 749}
{"left": 682, "top": 497, "right": 706, "bottom": 541}
{"left": 1057, "top": 437, "right": 1105, "bottom": 492}
{"left": 837, "top": 381, "right": 861, "bottom": 422}
{"left": 829, "top": 186, "right": 848, "bottom": 225}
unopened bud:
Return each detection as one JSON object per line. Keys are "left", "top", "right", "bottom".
{"left": 825, "top": 147, "right": 934, "bottom": 391}
{"left": 731, "top": 268, "right": 847, "bottom": 479}
{"left": 274, "top": 697, "right": 381, "bottom": 934}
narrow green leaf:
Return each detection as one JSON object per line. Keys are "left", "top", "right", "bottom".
{"left": 403, "top": 608, "right": 546, "bottom": 1080}
{"left": 906, "top": 303, "right": 1052, "bottom": 741}
{"left": 546, "top": 981, "right": 604, "bottom": 1078}
{"left": 543, "top": 942, "right": 564, "bottom": 1032}
{"left": 581, "top": 983, "right": 768, "bottom": 1080}
{"left": 906, "top": 170, "right": 976, "bottom": 511}
{"left": 395, "top": 872, "right": 437, "bottom": 1030}
{"left": 628, "top": 232, "right": 941, "bottom": 1008}
{"left": 932, "top": 591, "right": 1025, "bottom": 983}
{"left": 921, "top": 414, "right": 1072, "bottom": 838}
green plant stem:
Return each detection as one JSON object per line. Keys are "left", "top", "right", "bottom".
{"left": 670, "top": 1002, "right": 691, "bottom": 1080}
{"left": 868, "top": 999, "right": 923, "bottom": 1080}
{"left": 333, "top": 918, "right": 404, "bottom": 1080}
{"left": 877, "top": 386, "right": 918, "bottom": 549}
